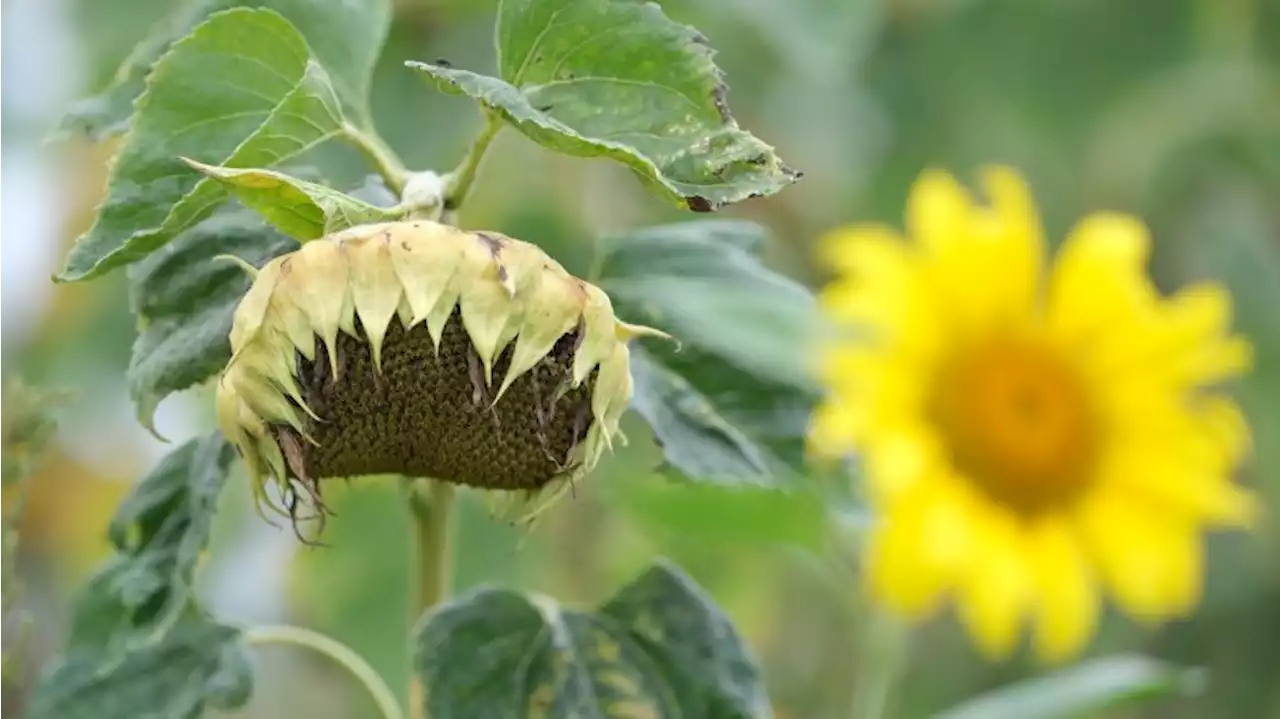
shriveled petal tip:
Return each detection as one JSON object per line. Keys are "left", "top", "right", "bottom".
{"left": 616, "top": 321, "right": 676, "bottom": 345}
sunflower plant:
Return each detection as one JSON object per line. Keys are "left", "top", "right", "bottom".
{"left": 27, "top": 0, "right": 810, "bottom": 717}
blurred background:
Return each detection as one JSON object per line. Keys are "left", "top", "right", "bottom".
{"left": 3, "top": 0, "right": 1279, "bottom": 717}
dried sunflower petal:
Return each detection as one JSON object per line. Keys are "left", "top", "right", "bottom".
{"left": 215, "top": 221, "right": 667, "bottom": 531}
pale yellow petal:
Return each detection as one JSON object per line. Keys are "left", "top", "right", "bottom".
{"left": 1047, "top": 212, "right": 1153, "bottom": 345}
{"left": 1027, "top": 516, "right": 1098, "bottom": 663}
{"left": 807, "top": 399, "right": 864, "bottom": 459}
{"left": 955, "top": 505, "right": 1031, "bottom": 659}
{"left": 1080, "top": 489, "right": 1204, "bottom": 623}
{"left": 817, "top": 224, "right": 905, "bottom": 275}
{"left": 863, "top": 424, "right": 944, "bottom": 506}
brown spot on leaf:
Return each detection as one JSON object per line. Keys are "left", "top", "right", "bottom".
{"left": 686, "top": 195, "right": 714, "bottom": 212}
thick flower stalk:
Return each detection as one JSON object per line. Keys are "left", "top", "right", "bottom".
{"left": 217, "top": 221, "right": 661, "bottom": 529}
{"left": 812, "top": 167, "right": 1257, "bottom": 662}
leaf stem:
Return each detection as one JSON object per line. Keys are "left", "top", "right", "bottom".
{"left": 406, "top": 479, "right": 456, "bottom": 719}
{"left": 442, "top": 112, "right": 503, "bottom": 214}
{"left": 244, "top": 624, "right": 405, "bottom": 719}
{"left": 341, "top": 123, "right": 410, "bottom": 197}
{"left": 848, "top": 597, "right": 908, "bottom": 719}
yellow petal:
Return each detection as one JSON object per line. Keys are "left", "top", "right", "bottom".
{"left": 1080, "top": 489, "right": 1204, "bottom": 623}
{"left": 1047, "top": 212, "right": 1152, "bottom": 345}
{"left": 907, "top": 168, "right": 973, "bottom": 257}
{"left": 807, "top": 399, "right": 864, "bottom": 459}
{"left": 817, "top": 224, "right": 905, "bottom": 276}
{"left": 865, "top": 481, "right": 971, "bottom": 619}
{"left": 978, "top": 165, "right": 1043, "bottom": 313}
{"left": 955, "top": 506, "right": 1031, "bottom": 659}
{"left": 1027, "top": 516, "right": 1097, "bottom": 663}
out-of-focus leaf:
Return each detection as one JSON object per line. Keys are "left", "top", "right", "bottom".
{"left": 935, "top": 655, "right": 1206, "bottom": 719}
{"left": 59, "top": 0, "right": 391, "bottom": 138}
{"left": 57, "top": 8, "right": 345, "bottom": 283}
{"left": 127, "top": 210, "right": 297, "bottom": 432}
{"left": 2, "top": 380, "right": 63, "bottom": 692}
{"left": 612, "top": 481, "right": 825, "bottom": 550}
{"left": 414, "top": 560, "right": 772, "bottom": 718}
{"left": 409, "top": 0, "right": 798, "bottom": 211}
{"left": 28, "top": 434, "right": 252, "bottom": 719}
{"left": 595, "top": 220, "right": 818, "bottom": 485}
{"left": 26, "top": 612, "right": 252, "bottom": 719}
{"left": 185, "top": 162, "right": 405, "bottom": 240}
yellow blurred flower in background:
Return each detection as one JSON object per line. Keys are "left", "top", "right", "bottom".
{"left": 811, "top": 167, "right": 1257, "bottom": 662}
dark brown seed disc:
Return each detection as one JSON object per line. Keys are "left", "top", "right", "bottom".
{"left": 272, "top": 307, "right": 597, "bottom": 492}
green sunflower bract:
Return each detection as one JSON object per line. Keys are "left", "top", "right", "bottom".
{"left": 216, "top": 220, "right": 665, "bottom": 529}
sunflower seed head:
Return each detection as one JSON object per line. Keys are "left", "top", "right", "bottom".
{"left": 216, "top": 220, "right": 660, "bottom": 530}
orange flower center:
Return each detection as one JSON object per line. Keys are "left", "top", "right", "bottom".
{"left": 931, "top": 335, "right": 1098, "bottom": 514}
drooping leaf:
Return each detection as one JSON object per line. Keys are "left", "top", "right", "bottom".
{"left": 28, "top": 434, "right": 252, "bottom": 719}
{"left": 127, "top": 210, "right": 297, "bottom": 432}
{"left": 59, "top": 0, "right": 392, "bottom": 139}
{"left": 595, "top": 220, "right": 819, "bottom": 486}
{"left": 185, "top": 162, "right": 405, "bottom": 240}
{"left": 409, "top": 0, "right": 798, "bottom": 211}
{"left": 935, "top": 655, "right": 1206, "bottom": 719}
{"left": 58, "top": 8, "right": 345, "bottom": 283}
{"left": 26, "top": 612, "right": 253, "bottom": 719}
{"left": 414, "top": 560, "right": 772, "bottom": 719}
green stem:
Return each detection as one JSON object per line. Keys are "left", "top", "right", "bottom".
{"left": 406, "top": 479, "right": 456, "bottom": 719}
{"left": 244, "top": 624, "right": 405, "bottom": 719}
{"left": 341, "top": 123, "right": 410, "bottom": 196}
{"left": 442, "top": 112, "right": 502, "bottom": 213}
{"left": 848, "top": 599, "right": 908, "bottom": 719}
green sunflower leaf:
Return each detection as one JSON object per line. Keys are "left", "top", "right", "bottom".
{"left": 185, "top": 162, "right": 405, "bottom": 240}
{"left": 58, "top": 0, "right": 391, "bottom": 139}
{"left": 595, "top": 220, "right": 819, "bottom": 486}
{"left": 127, "top": 209, "right": 297, "bottom": 433}
{"left": 936, "top": 655, "right": 1207, "bottom": 719}
{"left": 57, "top": 8, "right": 345, "bottom": 283}
{"left": 413, "top": 560, "right": 771, "bottom": 719}
{"left": 408, "top": 0, "right": 798, "bottom": 211}
{"left": 28, "top": 434, "right": 253, "bottom": 719}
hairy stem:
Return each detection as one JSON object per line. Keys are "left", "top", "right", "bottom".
{"left": 442, "top": 112, "right": 503, "bottom": 213}
{"left": 406, "top": 479, "right": 456, "bottom": 719}
{"left": 340, "top": 123, "right": 410, "bottom": 196}
{"left": 244, "top": 624, "right": 405, "bottom": 719}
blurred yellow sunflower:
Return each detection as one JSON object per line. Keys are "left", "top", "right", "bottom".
{"left": 810, "top": 167, "right": 1257, "bottom": 662}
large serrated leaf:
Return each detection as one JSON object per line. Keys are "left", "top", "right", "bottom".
{"left": 409, "top": 0, "right": 798, "bottom": 211}
{"left": 595, "top": 220, "right": 818, "bottom": 486}
{"left": 59, "top": 0, "right": 391, "bottom": 139}
{"left": 127, "top": 210, "right": 297, "bottom": 431}
{"left": 58, "top": 8, "right": 345, "bottom": 283}
{"left": 28, "top": 435, "right": 252, "bottom": 719}
{"left": 414, "top": 560, "right": 771, "bottom": 719}
{"left": 185, "top": 162, "right": 406, "bottom": 240}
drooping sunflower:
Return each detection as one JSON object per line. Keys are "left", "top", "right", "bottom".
{"left": 217, "top": 221, "right": 664, "bottom": 532}
{"left": 811, "top": 167, "right": 1256, "bottom": 661}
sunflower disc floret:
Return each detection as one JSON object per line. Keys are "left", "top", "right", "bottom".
{"left": 216, "top": 221, "right": 661, "bottom": 527}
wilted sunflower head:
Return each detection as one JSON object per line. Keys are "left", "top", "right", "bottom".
{"left": 216, "top": 220, "right": 663, "bottom": 528}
